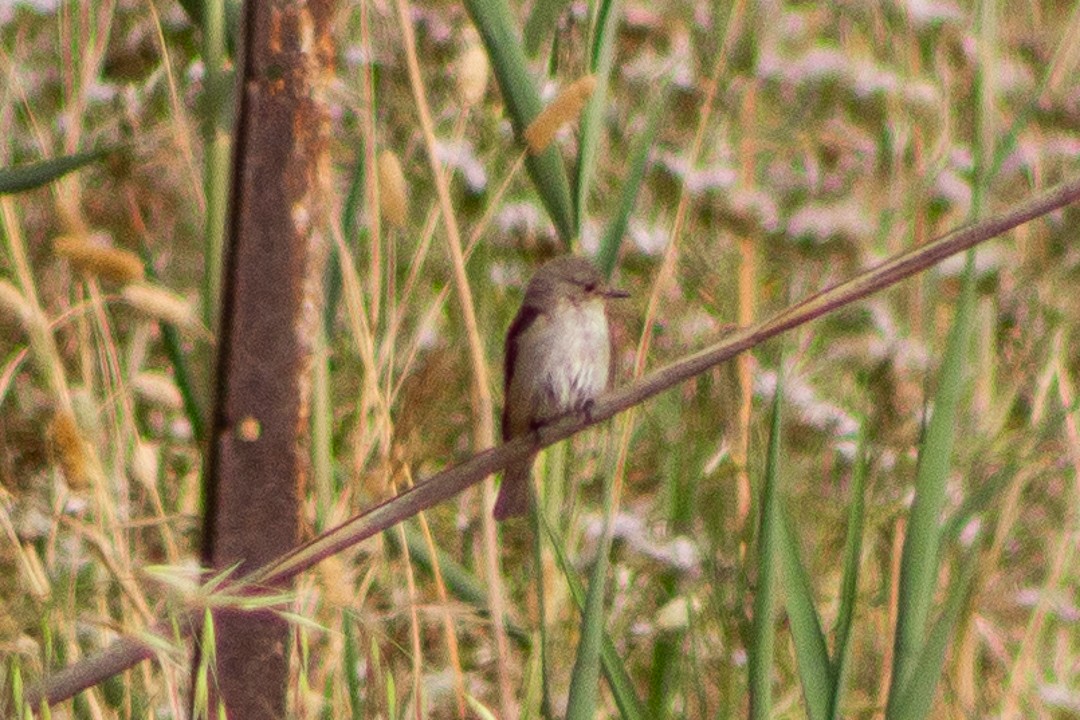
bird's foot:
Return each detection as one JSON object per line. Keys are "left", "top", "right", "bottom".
{"left": 580, "top": 398, "right": 596, "bottom": 424}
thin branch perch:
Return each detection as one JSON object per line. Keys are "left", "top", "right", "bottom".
{"left": 23, "top": 175, "right": 1080, "bottom": 711}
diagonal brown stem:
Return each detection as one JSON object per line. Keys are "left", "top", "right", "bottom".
{"left": 23, "top": 175, "right": 1080, "bottom": 711}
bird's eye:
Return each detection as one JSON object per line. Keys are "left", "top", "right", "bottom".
{"left": 584, "top": 282, "right": 597, "bottom": 292}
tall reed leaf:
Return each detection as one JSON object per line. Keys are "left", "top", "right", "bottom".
{"left": 779, "top": 509, "right": 830, "bottom": 720}
{"left": 342, "top": 618, "right": 364, "bottom": 720}
{"left": 749, "top": 367, "right": 785, "bottom": 720}
{"left": 0, "top": 147, "right": 117, "bottom": 195}
{"left": 887, "top": 254, "right": 976, "bottom": 708}
{"left": 565, "top": 505, "right": 620, "bottom": 717}
{"left": 888, "top": 554, "right": 977, "bottom": 720}
{"left": 522, "top": 0, "right": 570, "bottom": 58}
{"left": 463, "top": 0, "right": 575, "bottom": 241}
{"left": 575, "top": 0, "right": 622, "bottom": 229}
{"left": 829, "top": 427, "right": 869, "bottom": 720}
{"left": 539, "top": 509, "right": 647, "bottom": 720}
{"left": 596, "top": 80, "right": 670, "bottom": 278}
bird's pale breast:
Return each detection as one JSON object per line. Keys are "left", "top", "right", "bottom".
{"left": 508, "top": 298, "right": 610, "bottom": 429}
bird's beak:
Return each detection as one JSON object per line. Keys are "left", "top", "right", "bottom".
{"left": 604, "top": 287, "right": 630, "bottom": 299}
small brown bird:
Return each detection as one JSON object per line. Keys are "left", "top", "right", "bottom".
{"left": 494, "top": 256, "right": 628, "bottom": 520}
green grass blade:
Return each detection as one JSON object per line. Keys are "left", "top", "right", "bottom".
{"left": 779, "top": 508, "right": 831, "bottom": 720}
{"left": 596, "top": 79, "right": 670, "bottom": 278}
{"left": 939, "top": 463, "right": 1014, "bottom": 546}
{"left": 522, "top": 0, "right": 570, "bottom": 58}
{"left": 311, "top": 322, "right": 333, "bottom": 526}
{"left": 749, "top": 366, "right": 785, "bottom": 720}
{"left": 529, "top": 489, "right": 553, "bottom": 717}
{"left": 200, "top": 0, "right": 231, "bottom": 332}
{"left": 828, "top": 425, "right": 869, "bottom": 720}
{"left": 463, "top": 0, "right": 576, "bottom": 242}
{"left": 7, "top": 657, "right": 25, "bottom": 719}
{"left": 137, "top": 244, "right": 208, "bottom": 442}
{"left": 384, "top": 522, "right": 530, "bottom": 647}
{"left": 0, "top": 147, "right": 117, "bottom": 195}
{"left": 645, "top": 618, "right": 678, "bottom": 718}
{"left": 574, "top": 0, "right": 621, "bottom": 229}
{"left": 888, "top": 554, "right": 977, "bottom": 720}
{"left": 646, "top": 392, "right": 703, "bottom": 716}
{"left": 342, "top": 616, "right": 364, "bottom": 720}
{"left": 174, "top": 0, "right": 241, "bottom": 50}
{"left": 565, "top": 527, "right": 614, "bottom": 719}
{"left": 891, "top": 0, "right": 991, "bottom": 700}
{"left": 887, "top": 254, "right": 977, "bottom": 706}
{"left": 327, "top": 154, "right": 366, "bottom": 337}
{"left": 539, "top": 508, "right": 647, "bottom": 720}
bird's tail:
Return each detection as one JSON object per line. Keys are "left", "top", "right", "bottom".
{"left": 493, "top": 456, "right": 533, "bottom": 520}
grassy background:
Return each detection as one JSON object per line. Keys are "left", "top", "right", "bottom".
{"left": 2, "top": 0, "right": 1080, "bottom": 717}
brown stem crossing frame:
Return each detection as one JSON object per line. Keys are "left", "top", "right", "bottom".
{"left": 23, "top": 176, "right": 1080, "bottom": 711}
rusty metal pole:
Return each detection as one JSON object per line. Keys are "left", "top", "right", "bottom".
{"left": 199, "top": 2, "right": 335, "bottom": 717}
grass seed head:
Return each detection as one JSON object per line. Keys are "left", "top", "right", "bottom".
{"left": 377, "top": 149, "right": 408, "bottom": 227}
{"left": 54, "top": 233, "right": 145, "bottom": 284}
{"left": 523, "top": 75, "right": 597, "bottom": 155}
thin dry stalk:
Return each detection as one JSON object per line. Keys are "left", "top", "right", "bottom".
{"left": 389, "top": 0, "right": 512, "bottom": 714}
{"left": 359, "top": 0, "right": 382, "bottom": 326}
{"left": 90, "top": 280, "right": 182, "bottom": 564}
{"left": 145, "top": 0, "right": 204, "bottom": 210}
{"left": 611, "top": 14, "right": 738, "bottom": 509}
{"left": 62, "top": 516, "right": 155, "bottom": 624}
{"left": 387, "top": 0, "right": 494, "bottom": 439}
{"left": 391, "top": 105, "right": 482, "bottom": 335}
{"left": 330, "top": 222, "right": 390, "bottom": 478}
{"left": 85, "top": 280, "right": 136, "bottom": 537}
{"left": 395, "top": 518, "right": 425, "bottom": 719}
{"left": 390, "top": 151, "right": 525, "bottom": 407}
{"left": 1, "top": 197, "right": 75, "bottom": 412}
{"left": 416, "top": 509, "right": 468, "bottom": 718}
{"left": 399, "top": 456, "right": 468, "bottom": 716}
{"left": 734, "top": 81, "right": 757, "bottom": 533}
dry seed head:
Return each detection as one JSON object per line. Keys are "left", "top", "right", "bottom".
{"left": 133, "top": 371, "right": 184, "bottom": 410}
{"left": 19, "top": 544, "right": 51, "bottom": 601}
{"left": 131, "top": 440, "right": 160, "bottom": 490}
{"left": 656, "top": 596, "right": 694, "bottom": 631}
{"left": 317, "top": 554, "right": 354, "bottom": 607}
{"left": 49, "top": 410, "right": 91, "bottom": 490}
{"left": 523, "top": 75, "right": 597, "bottom": 155}
{"left": 54, "top": 234, "right": 145, "bottom": 284}
{"left": 122, "top": 283, "right": 197, "bottom": 329}
{"left": 0, "top": 279, "right": 35, "bottom": 330}
{"left": 456, "top": 43, "right": 489, "bottom": 106}
{"left": 377, "top": 150, "right": 408, "bottom": 227}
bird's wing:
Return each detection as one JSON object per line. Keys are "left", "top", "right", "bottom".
{"left": 502, "top": 303, "right": 542, "bottom": 441}
{"left": 606, "top": 306, "right": 617, "bottom": 387}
